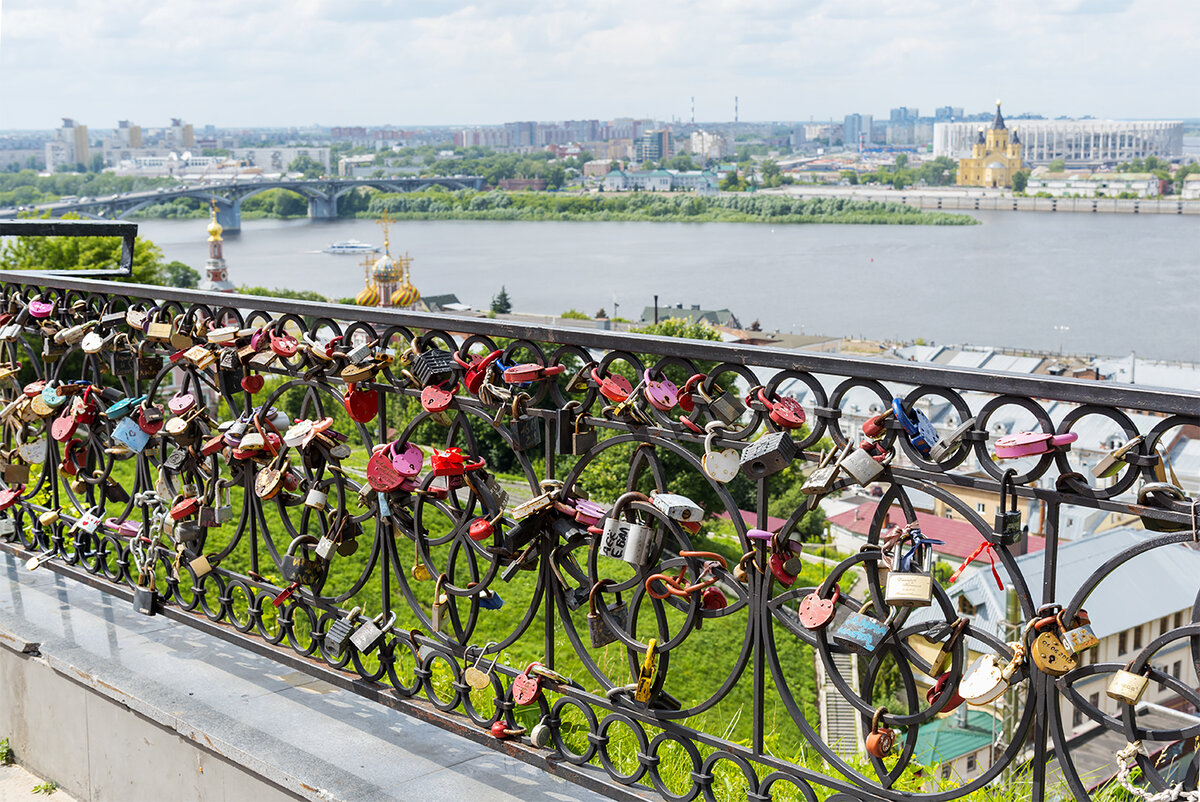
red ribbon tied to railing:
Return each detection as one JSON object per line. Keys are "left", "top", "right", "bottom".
{"left": 950, "top": 541, "right": 1004, "bottom": 590}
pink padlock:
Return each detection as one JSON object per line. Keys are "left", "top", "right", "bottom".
{"left": 574, "top": 499, "right": 607, "bottom": 526}
{"left": 391, "top": 442, "right": 424, "bottom": 477}
{"left": 28, "top": 298, "right": 54, "bottom": 319}
{"left": 168, "top": 391, "right": 196, "bottom": 415}
{"left": 643, "top": 369, "right": 679, "bottom": 412}
{"left": 104, "top": 518, "right": 142, "bottom": 538}
{"left": 994, "top": 431, "right": 1078, "bottom": 459}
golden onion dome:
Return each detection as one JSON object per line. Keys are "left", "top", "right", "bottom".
{"left": 356, "top": 282, "right": 380, "bottom": 307}
{"left": 207, "top": 202, "right": 223, "bottom": 241}
{"left": 391, "top": 284, "right": 419, "bottom": 308}
{"left": 372, "top": 253, "right": 401, "bottom": 282}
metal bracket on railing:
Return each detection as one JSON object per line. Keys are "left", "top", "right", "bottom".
{"left": 0, "top": 219, "right": 137, "bottom": 277}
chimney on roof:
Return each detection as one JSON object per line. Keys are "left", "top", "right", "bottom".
{"left": 691, "top": 304, "right": 700, "bottom": 310}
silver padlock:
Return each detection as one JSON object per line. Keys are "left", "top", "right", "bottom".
{"left": 315, "top": 534, "right": 338, "bottom": 561}
{"left": 349, "top": 611, "right": 397, "bottom": 654}
{"left": 305, "top": 487, "right": 328, "bottom": 511}
{"left": 885, "top": 545, "right": 934, "bottom": 608}
{"left": 346, "top": 342, "right": 373, "bottom": 363}
{"left": 173, "top": 520, "right": 204, "bottom": 547}
{"left": 839, "top": 446, "right": 892, "bottom": 486}
{"left": 650, "top": 492, "right": 703, "bottom": 522}
{"left": 1062, "top": 622, "right": 1100, "bottom": 654}
{"left": 620, "top": 521, "right": 655, "bottom": 566}
{"left": 929, "top": 417, "right": 976, "bottom": 461}
{"left": 598, "top": 516, "right": 632, "bottom": 560}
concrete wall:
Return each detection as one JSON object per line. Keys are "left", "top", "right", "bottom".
{"left": 0, "top": 642, "right": 300, "bottom": 802}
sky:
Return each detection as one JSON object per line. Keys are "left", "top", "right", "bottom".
{"left": 0, "top": 0, "right": 1196, "bottom": 130}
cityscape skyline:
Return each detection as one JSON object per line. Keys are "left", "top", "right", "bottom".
{"left": 1, "top": 0, "right": 1198, "bottom": 129}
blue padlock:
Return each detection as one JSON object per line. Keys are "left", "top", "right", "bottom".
{"left": 893, "top": 398, "right": 940, "bottom": 458}
{"left": 478, "top": 589, "right": 504, "bottom": 610}
{"left": 105, "top": 394, "right": 146, "bottom": 420}
{"left": 112, "top": 416, "right": 151, "bottom": 453}
{"left": 41, "top": 384, "right": 67, "bottom": 409}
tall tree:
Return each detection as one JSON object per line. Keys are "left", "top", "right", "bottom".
{"left": 490, "top": 286, "right": 512, "bottom": 314}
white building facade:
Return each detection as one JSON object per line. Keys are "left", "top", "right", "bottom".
{"left": 934, "top": 120, "right": 1183, "bottom": 166}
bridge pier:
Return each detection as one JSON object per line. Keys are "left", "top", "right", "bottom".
{"left": 307, "top": 196, "right": 338, "bottom": 220}
{"left": 215, "top": 200, "right": 241, "bottom": 233}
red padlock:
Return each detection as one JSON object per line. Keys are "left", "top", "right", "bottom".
{"left": 0, "top": 486, "right": 24, "bottom": 510}
{"left": 454, "top": 349, "right": 502, "bottom": 395}
{"left": 926, "top": 672, "right": 964, "bottom": 713}
{"left": 366, "top": 446, "right": 404, "bottom": 492}
{"left": 865, "top": 708, "right": 896, "bottom": 759}
{"left": 50, "top": 408, "right": 78, "bottom": 442}
{"left": 241, "top": 372, "right": 264, "bottom": 394}
{"left": 420, "top": 382, "right": 456, "bottom": 413}
{"left": 344, "top": 383, "right": 378, "bottom": 423}
{"left": 469, "top": 515, "right": 499, "bottom": 542}
{"left": 758, "top": 389, "right": 806, "bottom": 429}
{"left": 701, "top": 585, "right": 728, "bottom": 610}
{"left": 768, "top": 552, "right": 797, "bottom": 587}
{"left": 170, "top": 497, "right": 201, "bottom": 520}
{"left": 590, "top": 367, "right": 632, "bottom": 403}
{"left": 512, "top": 663, "right": 542, "bottom": 705}
{"left": 270, "top": 329, "right": 298, "bottom": 358}
{"left": 678, "top": 374, "right": 707, "bottom": 413}
{"left": 798, "top": 585, "right": 841, "bottom": 630}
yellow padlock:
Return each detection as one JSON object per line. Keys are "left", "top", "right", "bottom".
{"left": 634, "top": 638, "right": 658, "bottom": 703}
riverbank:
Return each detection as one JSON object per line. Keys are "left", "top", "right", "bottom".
{"left": 766, "top": 185, "right": 1200, "bottom": 215}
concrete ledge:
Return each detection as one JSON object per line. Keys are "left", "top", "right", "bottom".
{"left": 0, "top": 552, "right": 621, "bottom": 802}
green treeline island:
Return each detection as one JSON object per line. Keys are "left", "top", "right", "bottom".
{"left": 361, "top": 189, "right": 978, "bottom": 225}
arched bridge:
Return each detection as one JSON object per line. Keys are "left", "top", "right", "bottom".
{"left": 0, "top": 176, "right": 487, "bottom": 232}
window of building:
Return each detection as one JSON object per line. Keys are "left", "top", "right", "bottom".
{"left": 1118, "top": 632, "right": 1128, "bottom": 655}
{"left": 958, "top": 596, "right": 976, "bottom": 616}
{"left": 966, "top": 755, "right": 977, "bottom": 773}
{"left": 977, "top": 503, "right": 987, "bottom": 513}
{"left": 945, "top": 511, "right": 954, "bottom": 519}
{"left": 1073, "top": 708, "right": 1084, "bottom": 727}
{"left": 1161, "top": 617, "right": 1170, "bottom": 637}
{"left": 1175, "top": 612, "right": 1184, "bottom": 629}
{"left": 1088, "top": 645, "right": 1099, "bottom": 666}
{"left": 941, "top": 764, "right": 952, "bottom": 780}
{"left": 1174, "top": 661, "right": 1182, "bottom": 680}
{"left": 1090, "top": 692, "right": 1101, "bottom": 713}
{"left": 1133, "top": 626, "right": 1143, "bottom": 650}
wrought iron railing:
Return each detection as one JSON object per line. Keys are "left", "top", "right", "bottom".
{"left": 0, "top": 222, "right": 1197, "bottom": 801}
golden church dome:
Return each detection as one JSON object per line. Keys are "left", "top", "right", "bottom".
{"left": 356, "top": 283, "right": 380, "bottom": 306}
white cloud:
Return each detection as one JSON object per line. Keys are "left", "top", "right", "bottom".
{"left": 0, "top": 0, "right": 1196, "bottom": 128}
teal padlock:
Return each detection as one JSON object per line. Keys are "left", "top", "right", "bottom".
{"left": 113, "top": 416, "right": 151, "bottom": 453}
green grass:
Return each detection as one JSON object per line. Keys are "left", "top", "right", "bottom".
{"left": 0, "top": 736, "right": 12, "bottom": 765}
{"left": 31, "top": 781, "right": 57, "bottom": 795}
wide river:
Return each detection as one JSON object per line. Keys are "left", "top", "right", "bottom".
{"left": 136, "top": 211, "right": 1199, "bottom": 363}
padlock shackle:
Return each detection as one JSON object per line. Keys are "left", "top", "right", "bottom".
{"left": 1000, "top": 468, "right": 1019, "bottom": 515}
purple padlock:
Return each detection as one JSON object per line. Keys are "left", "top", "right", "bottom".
{"left": 747, "top": 528, "right": 774, "bottom": 543}
{"left": 643, "top": 369, "right": 679, "bottom": 412}
{"left": 391, "top": 442, "right": 424, "bottom": 477}
{"left": 250, "top": 327, "right": 269, "bottom": 351}
{"left": 574, "top": 499, "right": 607, "bottom": 526}
{"left": 104, "top": 518, "right": 142, "bottom": 539}
{"left": 28, "top": 299, "right": 55, "bottom": 319}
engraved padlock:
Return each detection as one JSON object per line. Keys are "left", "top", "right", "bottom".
{"left": 833, "top": 600, "right": 895, "bottom": 655}
{"left": 739, "top": 431, "right": 797, "bottom": 481}
{"left": 349, "top": 611, "right": 396, "bottom": 654}
{"left": 885, "top": 542, "right": 934, "bottom": 608}
{"left": 1106, "top": 664, "right": 1150, "bottom": 706}
{"left": 1031, "top": 622, "right": 1077, "bottom": 677}
{"left": 839, "top": 444, "right": 892, "bottom": 486}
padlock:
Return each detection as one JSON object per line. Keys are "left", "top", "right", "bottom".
{"left": 798, "top": 585, "right": 840, "bottom": 630}
{"left": 1031, "top": 621, "right": 1077, "bottom": 677}
{"left": 893, "top": 398, "right": 940, "bottom": 458}
{"left": 188, "top": 553, "right": 218, "bottom": 578}
{"left": 885, "top": 543, "right": 934, "bottom": 608}
{"left": 650, "top": 492, "right": 703, "bottom": 523}
{"left": 700, "top": 585, "right": 727, "bottom": 610}
{"left": 113, "top": 416, "right": 152, "bottom": 453}
{"left": 993, "top": 469, "right": 1023, "bottom": 545}
{"left": 1060, "top": 610, "right": 1100, "bottom": 654}
{"left": 323, "top": 606, "right": 361, "bottom": 654}
{"left": 512, "top": 663, "right": 543, "bottom": 705}
{"left": 588, "top": 582, "right": 625, "bottom": 648}
{"left": 768, "top": 552, "right": 797, "bottom": 587}
{"left": 464, "top": 647, "right": 498, "bottom": 690}
{"left": 926, "top": 672, "right": 965, "bottom": 714}
{"left": 642, "top": 368, "right": 679, "bottom": 412}
{"left": 619, "top": 520, "right": 654, "bottom": 566}
{"left": 839, "top": 444, "right": 891, "bottom": 486}
{"left": 477, "top": 588, "right": 504, "bottom": 610}
{"left": 571, "top": 413, "right": 597, "bottom": 456}
{"left": 412, "top": 348, "right": 458, "bottom": 387}
{"left": 960, "top": 655, "right": 1007, "bottom": 705}
{"left": 757, "top": 389, "right": 807, "bottom": 429}
{"left": 137, "top": 340, "right": 163, "bottom": 379}
{"left": 1137, "top": 483, "right": 1190, "bottom": 533}
{"left": 929, "top": 417, "right": 977, "bottom": 462}
{"left": 0, "top": 515, "right": 16, "bottom": 541}
{"left": 173, "top": 520, "right": 204, "bottom": 549}
{"left": 802, "top": 445, "right": 846, "bottom": 495}
{"left": 530, "top": 717, "right": 553, "bottom": 749}
{"left": 280, "top": 535, "right": 327, "bottom": 589}
{"left": 132, "top": 573, "right": 157, "bottom": 616}
{"left": 634, "top": 640, "right": 658, "bottom": 703}
{"left": 912, "top": 618, "right": 968, "bottom": 677}
{"left": 1107, "top": 665, "right": 1151, "bottom": 706}
{"left": 994, "top": 431, "right": 1078, "bottom": 459}
{"left": 833, "top": 601, "right": 894, "bottom": 654}
{"left": 509, "top": 413, "right": 543, "bottom": 452}
{"left": 304, "top": 487, "right": 328, "bottom": 511}
{"left": 865, "top": 708, "right": 895, "bottom": 758}
{"left": 697, "top": 382, "right": 744, "bottom": 426}
{"left": 739, "top": 431, "right": 797, "bottom": 480}
{"left": 349, "top": 611, "right": 396, "bottom": 654}
{"left": 702, "top": 429, "right": 739, "bottom": 483}
{"left": 431, "top": 574, "right": 449, "bottom": 631}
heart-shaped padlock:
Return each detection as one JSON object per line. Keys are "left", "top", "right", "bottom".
{"left": 701, "top": 586, "right": 728, "bottom": 610}
{"left": 702, "top": 448, "right": 739, "bottom": 483}
{"left": 798, "top": 586, "right": 840, "bottom": 630}
{"left": 420, "top": 383, "right": 455, "bottom": 413}
{"left": 391, "top": 442, "right": 424, "bottom": 477}
{"left": 765, "top": 394, "right": 807, "bottom": 428}
{"left": 241, "top": 373, "right": 264, "bottom": 394}
{"left": 367, "top": 447, "right": 404, "bottom": 492}
{"left": 643, "top": 370, "right": 679, "bottom": 412}
{"left": 168, "top": 391, "right": 195, "bottom": 415}
{"left": 512, "top": 665, "right": 542, "bottom": 705}
{"left": 344, "top": 384, "right": 378, "bottom": 423}
{"left": 51, "top": 408, "right": 78, "bottom": 442}
{"left": 768, "top": 552, "right": 797, "bottom": 587}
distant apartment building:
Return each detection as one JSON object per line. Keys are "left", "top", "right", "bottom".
{"left": 1025, "top": 168, "right": 1163, "bottom": 198}
{"left": 935, "top": 105, "right": 965, "bottom": 122}
{"left": 1182, "top": 174, "right": 1200, "bottom": 200}
{"left": 689, "top": 130, "right": 732, "bottom": 161}
{"left": 843, "top": 114, "right": 873, "bottom": 150}
{"left": 582, "top": 159, "right": 614, "bottom": 177}
{"left": 116, "top": 120, "right": 142, "bottom": 148}
{"left": 44, "top": 118, "right": 90, "bottom": 171}
{"left": 802, "top": 123, "right": 839, "bottom": 141}
{"left": 603, "top": 168, "right": 717, "bottom": 192}
{"left": 890, "top": 106, "right": 919, "bottom": 123}
{"left": 935, "top": 119, "right": 1183, "bottom": 165}
{"left": 166, "top": 118, "right": 195, "bottom": 149}
{"left": 636, "top": 129, "right": 672, "bottom": 163}
{"left": 112, "top": 146, "right": 330, "bottom": 177}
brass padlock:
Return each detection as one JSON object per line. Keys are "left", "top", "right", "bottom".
{"left": 1107, "top": 665, "right": 1150, "bottom": 706}
{"left": 1030, "top": 619, "right": 1077, "bottom": 677}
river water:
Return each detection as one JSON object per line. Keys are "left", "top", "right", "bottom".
{"left": 135, "top": 211, "right": 1199, "bottom": 362}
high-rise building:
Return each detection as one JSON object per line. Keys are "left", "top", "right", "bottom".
{"left": 168, "top": 119, "right": 195, "bottom": 149}
{"left": 637, "top": 130, "right": 672, "bottom": 163}
{"left": 890, "top": 107, "right": 919, "bottom": 123}
{"left": 117, "top": 120, "right": 142, "bottom": 148}
{"left": 935, "top": 106, "right": 965, "bottom": 122}
{"left": 44, "top": 118, "right": 90, "bottom": 170}
{"left": 843, "top": 114, "right": 873, "bottom": 151}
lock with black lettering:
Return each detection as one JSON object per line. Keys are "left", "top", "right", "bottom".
{"left": 1029, "top": 615, "right": 1077, "bottom": 677}
{"left": 280, "top": 535, "right": 327, "bottom": 592}
{"left": 993, "top": 469, "right": 1023, "bottom": 545}
{"left": 137, "top": 340, "right": 163, "bottom": 379}
{"left": 885, "top": 536, "right": 934, "bottom": 608}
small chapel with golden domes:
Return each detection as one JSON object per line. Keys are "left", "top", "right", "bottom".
{"left": 355, "top": 214, "right": 421, "bottom": 309}
{"left": 956, "top": 101, "right": 1025, "bottom": 188}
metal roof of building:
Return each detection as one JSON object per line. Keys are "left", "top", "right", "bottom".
{"left": 911, "top": 710, "right": 999, "bottom": 766}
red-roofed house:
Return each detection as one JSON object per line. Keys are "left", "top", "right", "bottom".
{"left": 826, "top": 501, "right": 1045, "bottom": 579}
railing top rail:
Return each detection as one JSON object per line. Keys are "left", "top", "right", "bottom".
{"left": 0, "top": 269, "right": 1193, "bottom": 416}
{"left": 0, "top": 220, "right": 136, "bottom": 278}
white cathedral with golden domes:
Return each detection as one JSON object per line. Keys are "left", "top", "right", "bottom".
{"left": 356, "top": 215, "right": 421, "bottom": 309}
